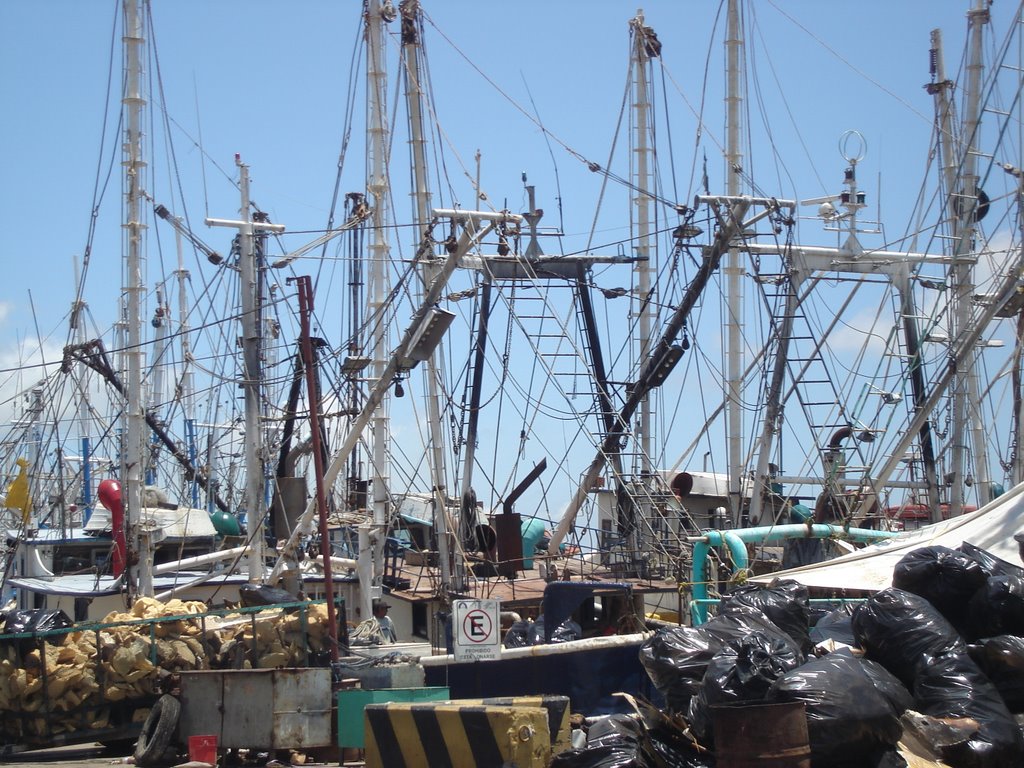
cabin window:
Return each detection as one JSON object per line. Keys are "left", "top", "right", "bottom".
{"left": 153, "top": 544, "right": 210, "bottom": 566}
{"left": 51, "top": 545, "right": 108, "bottom": 575}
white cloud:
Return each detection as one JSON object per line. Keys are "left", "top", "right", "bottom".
{"left": 0, "top": 338, "right": 66, "bottom": 433}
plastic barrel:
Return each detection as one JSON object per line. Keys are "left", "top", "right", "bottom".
{"left": 712, "top": 701, "right": 810, "bottom": 768}
{"left": 519, "top": 517, "right": 547, "bottom": 569}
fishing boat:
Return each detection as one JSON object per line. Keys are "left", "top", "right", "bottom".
{"left": 3, "top": 0, "right": 1024, "bottom": 691}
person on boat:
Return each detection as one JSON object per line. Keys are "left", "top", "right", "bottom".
{"left": 1015, "top": 532, "right": 1024, "bottom": 565}
{"left": 373, "top": 599, "right": 397, "bottom": 643}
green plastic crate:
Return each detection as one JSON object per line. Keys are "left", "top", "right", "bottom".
{"left": 337, "top": 686, "right": 450, "bottom": 747}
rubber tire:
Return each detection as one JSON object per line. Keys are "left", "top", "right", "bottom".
{"left": 134, "top": 695, "right": 181, "bottom": 767}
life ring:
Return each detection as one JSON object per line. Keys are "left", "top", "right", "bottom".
{"left": 134, "top": 694, "right": 181, "bottom": 767}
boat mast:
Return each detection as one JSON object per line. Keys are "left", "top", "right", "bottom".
{"left": 961, "top": 0, "right": 993, "bottom": 510}
{"left": 295, "top": 276, "right": 340, "bottom": 664}
{"left": 122, "top": 0, "right": 152, "bottom": 597}
{"left": 456, "top": 154, "right": 494, "bottom": 567}
{"left": 725, "top": 0, "right": 746, "bottom": 525}
{"left": 1013, "top": 170, "right": 1024, "bottom": 485}
{"left": 147, "top": 287, "right": 168, "bottom": 486}
{"left": 631, "top": 10, "right": 655, "bottom": 482}
{"left": 173, "top": 226, "right": 200, "bottom": 508}
{"left": 25, "top": 386, "right": 44, "bottom": 530}
{"left": 239, "top": 160, "right": 267, "bottom": 581}
{"left": 400, "top": 0, "right": 456, "bottom": 593}
{"left": 934, "top": 2, "right": 991, "bottom": 518}
{"left": 362, "top": 0, "right": 394, "bottom": 618}
{"left": 207, "top": 157, "right": 285, "bottom": 581}
{"left": 71, "top": 260, "right": 94, "bottom": 523}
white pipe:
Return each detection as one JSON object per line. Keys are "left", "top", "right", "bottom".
{"left": 204, "top": 217, "right": 285, "bottom": 234}
{"left": 431, "top": 209, "right": 524, "bottom": 223}
{"left": 420, "top": 632, "right": 651, "bottom": 666}
{"left": 152, "top": 545, "right": 249, "bottom": 575}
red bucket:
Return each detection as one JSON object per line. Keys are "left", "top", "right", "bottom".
{"left": 188, "top": 734, "right": 218, "bottom": 765}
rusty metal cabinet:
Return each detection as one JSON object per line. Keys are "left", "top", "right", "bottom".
{"left": 179, "top": 669, "right": 332, "bottom": 750}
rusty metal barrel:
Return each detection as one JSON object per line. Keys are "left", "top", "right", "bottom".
{"left": 712, "top": 701, "right": 811, "bottom": 768}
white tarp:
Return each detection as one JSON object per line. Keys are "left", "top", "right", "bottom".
{"left": 752, "top": 481, "right": 1024, "bottom": 591}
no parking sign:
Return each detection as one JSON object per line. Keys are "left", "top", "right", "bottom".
{"left": 453, "top": 599, "right": 500, "bottom": 661}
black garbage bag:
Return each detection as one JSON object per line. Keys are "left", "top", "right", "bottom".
{"left": 851, "top": 588, "right": 966, "bottom": 687}
{"left": 551, "top": 715, "right": 648, "bottom": 768}
{"left": 645, "top": 726, "right": 715, "bottom": 768}
{"left": 530, "top": 615, "right": 583, "bottom": 644}
{"left": 549, "top": 745, "right": 645, "bottom": 768}
{"left": 872, "top": 752, "right": 911, "bottom": 768}
{"left": 806, "top": 603, "right": 833, "bottom": 627}
{"left": 1, "top": 608, "right": 74, "bottom": 653}
{"left": 967, "top": 573, "right": 1024, "bottom": 640}
{"left": 586, "top": 715, "right": 644, "bottom": 747}
{"left": 502, "top": 616, "right": 582, "bottom": 647}
{"left": 503, "top": 619, "right": 532, "bottom": 648}
{"left": 892, "top": 546, "right": 989, "bottom": 634}
{"left": 1, "top": 608, "right": 73, "bottom": 638}
{"left": 238, "top": 583, "right": 299, "bottom": 607}
{"left": 703, "top": 606, "right": 804, "bottom": 658}
{"left": 639, "top": 606, "right": 802, "bottom": 715}
{"left": 765, "top": 653, "right": 902, "bottom": 767}
{"left": 549, "top": 714, "right": 714, "bottom": 768}
{"left": 809, "top": 603, "right": 857, "bottom": 647}
{"left": 858, "top": 657, "right": 914, "bottom": 716}
{"left": 968, "top": 635, "right": 1024, "bottom": 712}
{"left": 913, "top": 651, "right": 1023, "bottom": 768}
{"left": 958, "top": 541, "right": 1024, "bottom": 579}
{"left": 719, "top": 579, "right": 811, "bottom": 652}
{"left": 638, "top": 626, "right": 721, "bottom": 715}
{"left": 35, "top": 609, "right": 73, "bottom": 633}
{"left": 687, "top": 630, "right": 802, "bottom": 746}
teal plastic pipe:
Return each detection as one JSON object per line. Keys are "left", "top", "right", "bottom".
{"left": 690, "top": 524, "right": 901, "bottom": 623}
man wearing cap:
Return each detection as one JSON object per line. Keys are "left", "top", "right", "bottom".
{"left": 373, "top": 599, "right": 397, "bottom": 643}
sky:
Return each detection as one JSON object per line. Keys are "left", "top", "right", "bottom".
{"left": 2, "top": 0, "right": 1024, "bottom": 523}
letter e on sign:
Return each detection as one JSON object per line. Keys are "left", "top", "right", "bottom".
{"left": 453, "top": 599, "right": 500, "bottom": 661}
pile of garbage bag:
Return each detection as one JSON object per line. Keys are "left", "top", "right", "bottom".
{"left": 564, "top": 541, "right": 1024, "bottom": 768}
{"left": 503, "top": 615, "right": 583, "bottom": 647}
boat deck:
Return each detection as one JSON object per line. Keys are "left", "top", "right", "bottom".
{"left": 379, "top": 551, "right": 684, "bottom": 614}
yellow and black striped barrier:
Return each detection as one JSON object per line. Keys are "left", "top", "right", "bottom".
{"left": 364, "top": 701, "right": 553, "bottom": 768}
{"left": 459, "top": 695, "right": 572, "bottom": 754}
